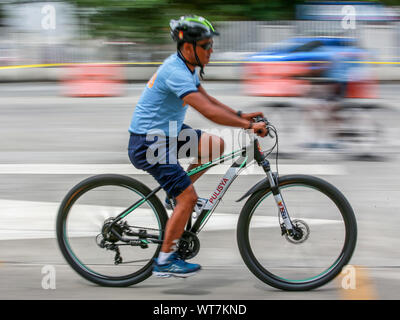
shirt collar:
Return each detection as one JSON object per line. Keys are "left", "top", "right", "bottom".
{"left": 177, "top": 51, "right": 195, "bottom": 75}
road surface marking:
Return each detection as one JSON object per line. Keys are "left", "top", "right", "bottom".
{"left": 0, "top": 199, "right": 342, "bottom": 240}
{"left": 0, "top": 164, "right": 346, "bottom": 175}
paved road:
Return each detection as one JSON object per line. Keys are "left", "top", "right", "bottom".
{"left": 0, "top": 82, "right": 400, "bottom": 300}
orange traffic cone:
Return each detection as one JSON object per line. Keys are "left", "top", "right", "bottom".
{"left": 346, "top": 80, "right": 378, "bottom": 99}
{"left": 242, "top": 62, "right": 310, "bottom": 97}
{"left": 62, "top": 64, "right": 125, "bottom": 97}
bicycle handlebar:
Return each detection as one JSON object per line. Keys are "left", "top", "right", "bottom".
{"left": 252, "top": 116, "right": 275, "bottom": 139}
{"left": 253, "top": 116, "right": 268, "bottom": 124}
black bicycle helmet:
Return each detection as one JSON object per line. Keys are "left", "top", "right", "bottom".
{"left": 170, "top": 15, "right": 219, "bottom": 43}
{"left": 170, "top": 15, "right": 219, "bottom": 78}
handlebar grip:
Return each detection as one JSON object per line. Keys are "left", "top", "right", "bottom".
{"left": 253, "top": 116, "right": 268, "bottom": 135}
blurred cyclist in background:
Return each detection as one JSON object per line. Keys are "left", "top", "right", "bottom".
{"left": 128, "top": 15, "right": 267, "bottom": 278}
{"left": 304, "top": 46, "right": 363, "bottom": 149}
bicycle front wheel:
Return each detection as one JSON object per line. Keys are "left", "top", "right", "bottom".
{"left": 237, "top": 174, "right": 357, "bottom": 291}
{"left": 56, "top": 174, "right": 168, "bottom": 287}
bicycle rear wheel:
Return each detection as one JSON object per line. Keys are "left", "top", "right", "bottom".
{"left": 237, "top": 174, "right": 357, "bottom": 291}
{"left": 56, "top": 174, "right": 168, "bottom": 287}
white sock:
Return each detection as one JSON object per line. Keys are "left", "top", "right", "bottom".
{"left": 157, "top": 251, "right": 173, "bottom": 265}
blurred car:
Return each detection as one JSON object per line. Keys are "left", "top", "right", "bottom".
{"left": 242, "top": 36, "right": 376, "bottom": 97}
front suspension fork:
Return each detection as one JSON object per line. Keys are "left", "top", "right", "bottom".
{"left": 261, "top": 160, "right": 295, "bottom": 236}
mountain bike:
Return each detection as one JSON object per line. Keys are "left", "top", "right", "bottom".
{"left": 56, "top": 117, "right": 357, "bottom": 291}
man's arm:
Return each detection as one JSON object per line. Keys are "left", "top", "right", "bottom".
{"left": 197, "top": 85, "right": 236, "bottom": 115}
{"left": 183, "top": 91, "right": 267, "bottom": 137}
{"left": 183, "top": 91, "right": 249, "bottom": 128}
{"left": 197, "top": 84, "right": 264, "bottom": 121}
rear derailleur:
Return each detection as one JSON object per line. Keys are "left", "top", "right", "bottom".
{"left": 95, "top": 217, "right": 149, "bottom": 265}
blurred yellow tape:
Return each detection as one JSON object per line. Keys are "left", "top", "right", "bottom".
{"left": 0, "top": 62, "right": 162, "bottom": 70}
{"left": 1, "top": 60, "right": 400, "bottom": 70}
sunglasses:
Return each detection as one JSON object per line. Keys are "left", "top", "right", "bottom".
{"left": 198, "top": 41, "right": 213, "bottom": 50}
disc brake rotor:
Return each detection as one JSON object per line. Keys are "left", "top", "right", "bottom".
{"left": 284, "top": 219, "right": 310, "bottom": 244}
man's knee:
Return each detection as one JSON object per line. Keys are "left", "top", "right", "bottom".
{"left": 201, "top": 133, "right": 224, "bottom": 159}
{"left": 209, "top": 135, "right": 225, "bottom": 161}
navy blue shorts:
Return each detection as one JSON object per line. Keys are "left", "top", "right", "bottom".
{"left": 128, "top": 124, "right": 202, "bottom": 198}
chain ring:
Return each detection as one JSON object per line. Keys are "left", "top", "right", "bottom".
{"left": 177, "top": 231, "right": 200, "bottom": 260}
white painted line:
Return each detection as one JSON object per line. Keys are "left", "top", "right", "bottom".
{"left": 0, "top": 199, "right": 342, "bottom": 240}
{"left": 0, "top": 163, "right": 346, "bottom": 175}
{"left": 199, "top": 213, "right": 342, "bottom": 232}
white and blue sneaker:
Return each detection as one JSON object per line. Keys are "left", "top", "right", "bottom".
{"left": 153, "top": 253, "right": 201, "bottom": 278}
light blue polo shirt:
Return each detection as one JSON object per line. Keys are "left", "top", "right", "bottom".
{"left": 129, "top": 52, "right": 200, "bottom": 137}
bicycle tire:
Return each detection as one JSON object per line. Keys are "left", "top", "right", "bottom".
{"left": 56, "top": 174, "right": 168, "bottom": 287}
{"left": 237, "top": 174, "right": 357, "bottom": 291}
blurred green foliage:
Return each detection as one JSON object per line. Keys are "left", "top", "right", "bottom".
{"left": 1, "top": 0, "right": 400, "bottom": 41}
{"left": 69, "top": 0, "right": 400, "bottom": 42}
{"left": 72, "top": 0, "right": 302, "bottom": 42}
{"left": 0, "top": 5, "right": 5, "bottom": 28}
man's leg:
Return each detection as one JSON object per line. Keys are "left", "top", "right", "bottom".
{"left": 153, "top": 183, "right": 201, "bottom": 277}
{"left": 187, "top": 133, "right": 225, "bottom": 183}
{"left": 154, "top": 131, "right": 224, "bottom": 277}
{"left": 161, "top": 184, "right": 197, "bottom": 254}
{"left": 129, "top": 131, "right": 201, "bottom": 276}
{"left": 159, "top": 133, "right": 224, "bottom": 254}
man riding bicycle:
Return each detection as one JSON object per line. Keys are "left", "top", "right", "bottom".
{"left": 128, "top": 15, "right": 267, "bottom": 278}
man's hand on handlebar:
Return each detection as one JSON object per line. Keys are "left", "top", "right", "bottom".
{"left": 241, "top": 112, "right": 264, "bottom": 121}
{"left": 252, "top": 121, "right": 268, "bottom": 137}
{"left": 238, "top": 111, "right": 269, "bottom": 137}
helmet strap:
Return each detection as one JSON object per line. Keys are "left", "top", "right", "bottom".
{"left": 192, "top": 42, "right": 205, "bottom": 79}
{"left": 177, "top": 44, "right": 205, "bottom": 80}
{"left": 178, "top": 47, "right": 197, "bottom": 66}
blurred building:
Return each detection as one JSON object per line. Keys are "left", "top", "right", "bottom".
{"left": 0, "top": 1, "right": 82, "bottom": 65}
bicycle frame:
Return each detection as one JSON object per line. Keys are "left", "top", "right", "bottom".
{"left": 110, "top": 131, "right": 296, "bottom": 242}
{"left": 187, "top": 148, "right": 248, "bottom": 233}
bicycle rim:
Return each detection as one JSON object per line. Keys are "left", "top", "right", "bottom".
{"left": 240, "top": 176, "right": 356, "bottom": 289}
{"left": 60, "top": 180, "right": 163, "bottom": 282}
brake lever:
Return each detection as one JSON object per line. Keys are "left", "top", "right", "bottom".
{"left": 267, "top": 125, "right": 275, "bottom": 138}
